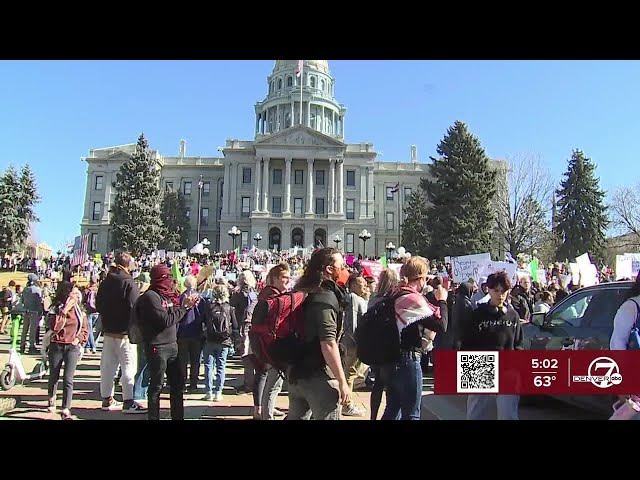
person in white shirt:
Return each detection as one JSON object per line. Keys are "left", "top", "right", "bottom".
{"left": 533, "top": 291, "right": 553, "bottom": 314}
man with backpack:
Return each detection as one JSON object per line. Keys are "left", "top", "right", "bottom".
{"left": 20, "top": 274, "right": 44, "bottom": 354}
{"left": 285, "top": 247, "right": 351, "bottom": 420}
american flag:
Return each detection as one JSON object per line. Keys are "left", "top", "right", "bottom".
{"left": 295, "top": 60, "right": 303, "bottom": 78}
{"left": 71, "top": 234, "right": 89, "bottom": 268}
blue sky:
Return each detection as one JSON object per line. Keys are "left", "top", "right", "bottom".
{"left": 0, "top": 60, "right": 638, "bottom": 252}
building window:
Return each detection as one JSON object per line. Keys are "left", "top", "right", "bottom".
{"left": 294, "top": 170, "right": 303, "bottom": 185}
{"left": 278, "top": 78, "right": 283, "bottom": 89}
{"left": 294, "top": 198, "right": 303, "bottom": 215}
{"left": 386, "top": 187, "right": 394, "bottom": 201}
{"left": 386, "top": 212, "right": 394, "bottom": 230}
{"left": 310, "top": 76, "right": 316, "bottom": 88}
{"left": 404, "top": 187, "right": 412, "bottom": 199}
{"left": 373, "top": 186, "right": 375, "bottom": 200}
{"left": 346, "top": 170, "right": 356, "bottom": 187}
{"left": 219, "top": 207, "right": 222, "bottom": 220}
{"left": 287, "top": 76, "right": 293, "bottom": 87}
{"left": 90, "top": 233, "right": 98, "bottom": 251}
{"left": 346, "top": 199, "right": 355, "bottom": 220}
{"left": 92, "top": 202, "right": 101, "bottom": 221}
{"left": 346, "top": 233, "right": 354, "bottom": 253}
{"left": 201, "top": 208, "right": 209, "bottom": 227}
{"left": 315, "top": 198, "right": 325, "bottom": 215}
{"left": 202, "top": 181, "right": 211, "bottom": 196}
{"left": 186, "top": 208, "right": 190, "bottom": 219}
{"left": 184, "top": 181, "right": 192, "bottom": 196}
{"left": 273, "top": 169, "right": 283, "bottom": 185}
{"left": 315, "top": 170, "right": 325, "bottom": 186}
{"left": 241, "top": 197, "right": 250, "bottom": 218}
{"left": 272, "top": 197, "right": 282, "bottom": 214}
{"left": 220, "top": 181, "right": 223, "bottom": 198}
{"left": 165, "top": 181, "right": 174, "bottom": 193}
{"left": 321, "top": 79, "right": 325, "bottom": 91}
{"left": 241, "top": 231, "right": 249, "bottom": 249}
{"left": 94, "top": 175, "right": 103, "bottom": 190}
{"left": 242, "top": 168, "right": 252, "bottom": 184}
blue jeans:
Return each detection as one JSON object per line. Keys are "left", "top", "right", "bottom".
{"left": 203, "top": 342, "right": 229, "bottom": 395}
{"left": 382, "top": 353, "right": 423, "bottom": 420}
{"left": 467, "top": 395, "right": 520, "bottom": 420}
{"left": 86, "top": 313, "right": 99, "bottom": 352}
{"left": 133, "top": 344, "right": 150, "bottom": 402}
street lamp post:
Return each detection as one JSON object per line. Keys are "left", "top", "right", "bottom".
{"left": 333, "top": 234, "right": 342, "bottom": 250}
{"left": 253, "top": 233, "right": 262, "bottom": 249}
{"left": 197, "top": 175, "right": 203, "bottom": 243}
{"left": 386, "top": 241, "right": 395, "bottom": 259}
{"left": 228, "top": 226, "right": 240, "bottom": 251}
{"left": 359, "top": 229, "right": 371, "bottom": 258}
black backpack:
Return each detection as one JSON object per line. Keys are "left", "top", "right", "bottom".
{"left": 204, "top": 300, "right": 232, "bottom": 343}
{"left": 355, "top": 292, "right": 408, "bottom": 366}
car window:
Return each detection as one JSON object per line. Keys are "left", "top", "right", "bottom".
{"left": 548, "top": 290, "right": 595, "bottom": 327}
{"left": 586, "top": 288, "right": 630, "bottom": 328}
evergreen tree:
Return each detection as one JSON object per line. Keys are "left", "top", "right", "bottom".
{"left": 17, "top": 164, "right": 41, "bottom": 245}
{"left": 160, "top": 191, "right": 190, "bottom": 252}
{"left": 110, "top": 133, "right": 164, "bottom": 256}
{"left": 401, "top": 191, "right": 430, "bottom": 257}
{"left": 0, "top": 166, "right": 24, "bottom": 253}
{"left": 555, "top": 149, "right": 609, "bottom": 261}
{"left": 422, "top": 121, "right": 497, "bottom": 259}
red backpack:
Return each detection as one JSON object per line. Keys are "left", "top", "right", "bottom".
{"left": 249, "top": 291, "right": 307, "bottom": 372}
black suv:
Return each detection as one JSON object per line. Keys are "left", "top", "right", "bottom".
{"left": 522, "top": 281, "right": 635, "bottom": 416}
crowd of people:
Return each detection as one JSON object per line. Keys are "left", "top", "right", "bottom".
{"left": 1, "top": 247, "right": 639, "bottom": 421}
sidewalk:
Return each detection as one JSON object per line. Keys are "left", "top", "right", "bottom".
{"left": 0, "top": 333, "right": 382, "bottom": 420}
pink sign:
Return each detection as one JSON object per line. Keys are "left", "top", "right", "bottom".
{"left": 346, "top": 255, "right": 355, "bottom": 266}
{"left": 360, "top": 260, "right": 384, "bottom": 282}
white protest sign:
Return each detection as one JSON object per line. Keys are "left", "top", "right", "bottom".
{"left": 580, "top": 263, "right": 598, "bottom": 287}
{"left": 624, "top": 253, "right": 640, "bottom": 277}
{"left": 575, "top": 253, "right": 591, "bottom": 269}
{"left": 569, "top": 263, "right": 581, "bottom": 284}
{"left": 388, "top": 263, "right": 403, "bottom": 276}
{"left": 479, "top": 261, "right": 518, "bottom": 284}
{"left": 451, "top": 253, "right": 491, "bottom": 283}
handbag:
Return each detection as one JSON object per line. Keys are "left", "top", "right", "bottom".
{"left": 610, "top": 395, "right": 640, "bottom": 420}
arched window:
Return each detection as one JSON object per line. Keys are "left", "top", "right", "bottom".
{"left": 287, "top": 76, "right": 293, "bottom": 87}
{"left": 310, "top": 76, "right": 316, "bottom": 88}
{"left": 321, "top": 79, "right": 325, "bottom": 91}
{"left": 278, "top": 78, "right": 283, "bottom": 89}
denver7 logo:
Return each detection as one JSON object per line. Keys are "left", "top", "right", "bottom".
{"left": 588, "top": 357, "right": 623, "bottom": 389}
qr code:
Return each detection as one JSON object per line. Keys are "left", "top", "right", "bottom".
{"left": 457, "top": 351, "right": 499, "bottom": 393}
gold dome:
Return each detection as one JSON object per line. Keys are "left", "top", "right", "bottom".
{"left": 273, "top": 60, "right": 330, "bottom": 74}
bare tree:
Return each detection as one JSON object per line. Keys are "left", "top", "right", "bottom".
{"left": 495, "top": 153, "right": 554, "bottom": 257}
{"left": 609, "top": 185, "right": 640, "bottom": 249}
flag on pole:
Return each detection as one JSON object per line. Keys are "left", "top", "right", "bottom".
{"left": 390, "top": 182, "right": 400, "bottom": 193}
{"left": 295, "top": 60, "right": 303, "bottom": 78}
{"left": 296, "top": 60, "right": 304, "bottom": 125}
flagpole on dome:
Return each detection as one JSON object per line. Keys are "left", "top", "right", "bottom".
{"left": 296, "top": 60, "right": 304, "bottom": 125}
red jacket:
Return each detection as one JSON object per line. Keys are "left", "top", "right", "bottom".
{"left": 49, "top": 305, "right": 89, "bottom": 345}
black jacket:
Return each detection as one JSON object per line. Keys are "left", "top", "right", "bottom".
{"left": 460, "top": 302, "right": 523, "bottom": 351}
{"left": 95, "top": 267, "right": 140, "bottom": 335}
{"left": 136, "top": 290, "right": 188, "bottom": 346}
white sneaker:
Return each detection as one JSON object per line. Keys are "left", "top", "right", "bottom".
{"left": 342, "top": 405, "right": 366, "bottom": 417}
{"left": 213, "top": 392, "right": 223, "bottom": 402}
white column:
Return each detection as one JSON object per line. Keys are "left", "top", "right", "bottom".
{"left": 276, "top": 104, "right": 281, "bottom": 132}
{"left": 342, "top": 114, "right": 345, "bottom": 138}
{"left": 253, "top": 158, "right": 262, "bottom": 213}
{"left": 328, "top": 158, "right": 335, "bottom": 214}
{"left": 337, "top": 160, "right": 344, "bottom": 214}
{"left": 307, "top": 102, "right": 311, "bottom": 128}
{"left": 290, "top": 99, "right": 294, "bottom": 128}
{"left": 359, "top": 167, "right": 367, "bottom": 220}
{"left": 321, "top": 105, "right": 325, "bottom": 133}
{"left": 332, "top": 110, "right": 336, "bottom": 135}
{"left": 262, "top": 157, "right": 270, "bottom": 213}
{"left": 306, "top": 158, "right": 314, "bottom": 214}
{"left": 284, "top": 157, "right": 292, "bottom": 214}
{"left": 367, "top": 166, "right": 374, "bottom": 218}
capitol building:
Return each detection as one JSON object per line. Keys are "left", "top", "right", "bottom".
{"left": 80, "top": 60, "right": 477, "bottom": 257}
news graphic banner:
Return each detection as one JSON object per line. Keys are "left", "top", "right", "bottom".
{"left": 434, "top": 350, "right": 640, "bottom": 395}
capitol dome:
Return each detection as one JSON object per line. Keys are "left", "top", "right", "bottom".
{"left": 273, "top": 60, "right": 330, "bottom": 74}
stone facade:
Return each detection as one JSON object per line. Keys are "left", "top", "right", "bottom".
{"left": 80, "top": 60, "right": 505, "bottom": 258}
